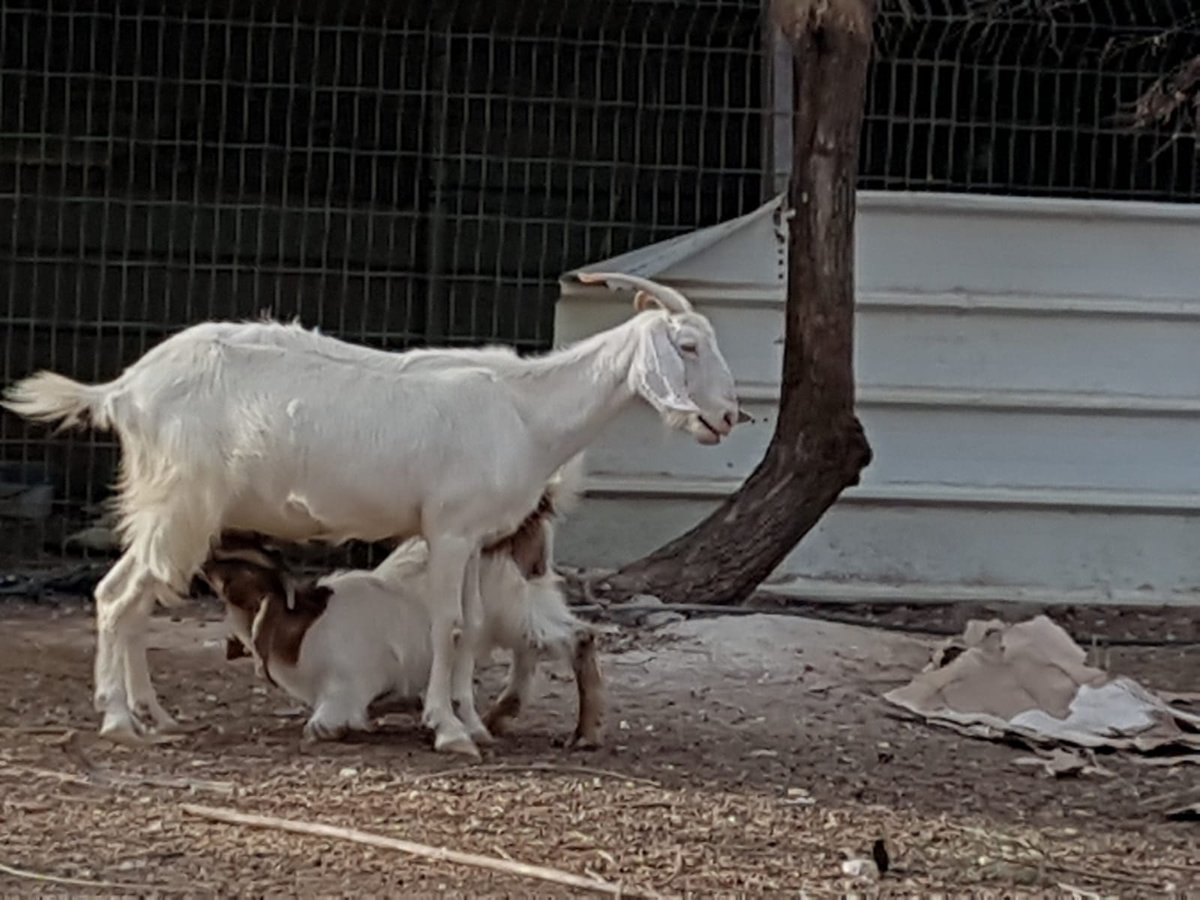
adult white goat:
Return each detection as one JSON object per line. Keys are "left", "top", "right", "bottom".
{"left": 2, "top": 272, "right": 745, "bottom": 758}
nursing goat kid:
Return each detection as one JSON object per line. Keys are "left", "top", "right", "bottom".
{"left": 203, "top": 458, "right": 604, "bottom": 747}
{"left": 2, "top": 271, "right": 745, "bottom": 758}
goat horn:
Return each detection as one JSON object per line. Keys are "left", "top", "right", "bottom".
{"left": 575, "top": 271, "right": 693, "bottom": 314}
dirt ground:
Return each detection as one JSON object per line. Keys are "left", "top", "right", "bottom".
{"left": 1, "top": 597, "right": 1198, "bottom": 897}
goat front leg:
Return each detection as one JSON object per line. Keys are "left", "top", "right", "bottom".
{"left": 483, "top": 646, "right": 537, "bottom": 736}
{"left": 450, "top": 549, "right": 493, "bottom": 746}
{"left": 422, "top": 535, "right": 479, "bottom": 759}
{"left": 567, "top": 629, "right": 605, "bottom": 751}
{"left": 302, "top": 682, "right": 374, "bottom": 744}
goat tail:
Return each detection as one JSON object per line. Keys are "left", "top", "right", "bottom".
{"left": 545, "top": 451, "right": 586, "bottom": 517}
{"left": 1, "top": 371, "right": 113, "bottom": 433}
{"left": 370, "top": 536, "right": 430, "bottom": 586}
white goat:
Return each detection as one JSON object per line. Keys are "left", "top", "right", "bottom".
{"left": 205, "top": 456, "right": 602, "bottom": 747}
{"left": 2, "top": 272, "right": 744, "bottom": 758}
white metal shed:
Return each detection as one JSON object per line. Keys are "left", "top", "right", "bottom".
{"left": 553, "top": 191, "right": 1200, "bottom": 606}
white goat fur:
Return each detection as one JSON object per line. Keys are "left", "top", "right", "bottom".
{"left": 218, "top": 460, "right": 602, "bottom": 745}
{"left": 1, "top": 272, "right": 741, "bottom": 757}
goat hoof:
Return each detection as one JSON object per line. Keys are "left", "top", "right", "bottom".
{"left": 434, "top": 733, "right": 481, "bottom": 760}
{"left": 566, "top": 730, "right": 603, "bottom": 752}
{"left": 147, "top": 731, "right": 190, "bottom": 745}
{"left": 98, "top": 714, "right": 150, "bottom": 747}
{"left": 482, "top": 713, "right": 512, "bottom": 736}
{"left": 132, "top": 700, "right": 181, "bottom": 733}
{"left": 468, "top": 724, "right": 495, "bottom": 746}
{"left": 483, "top": 697, "right": 521, "bottom": 735}
{"left": 303, "top": 721, "right": 349, "bottom": 743}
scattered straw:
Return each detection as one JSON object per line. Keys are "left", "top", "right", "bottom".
{"left": 0, "top": 860, "right": 186, "bottom": 893}
{"left": 411, "top": 761, "right": 660, "bottom": 788}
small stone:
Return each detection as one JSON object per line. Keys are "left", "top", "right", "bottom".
{"left": 338, "top": 767, "right": 358, "bottom": 778}
{"left": 642, "top": 611, "right": 685, "bottom": 629}
{"left": 841, "top": 858, "right": 878, "bottom": 879}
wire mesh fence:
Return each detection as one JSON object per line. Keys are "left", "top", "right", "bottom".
{"left": 0, "top": 0, "right": 767, "bottom": 561}
{"left": 863, "top": 0, "right": 1200, "bottom": 198}
{"left": 1, "top": 0, "right": 1197, "bottom": 566}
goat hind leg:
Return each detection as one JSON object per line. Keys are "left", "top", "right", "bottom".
{"left": 93, "top": 554, "right": 155, "bottom": 744}
{"left": 450, "top": 550, "right": 493, "bottom": 745}
{"left": 123, "top": 588, "right": 186, "bottom": 736}
{"left": 93, "top": 554, "right": 134, "bottom": 711}
{"left": 422, "top": 535, "right": 478, "bottom": 758}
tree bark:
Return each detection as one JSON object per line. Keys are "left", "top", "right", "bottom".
{"left": 590, "top": 0, "right": 876, "bottom": 605}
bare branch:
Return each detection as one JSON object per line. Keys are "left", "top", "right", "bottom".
{"left": 771, "top": 0, "right": 876, "bottom": 39}
{"left": 181, "top": 803, "right": 654, "bottom": 898}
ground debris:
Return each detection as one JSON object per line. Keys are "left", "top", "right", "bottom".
{"left": 0, "top": 601, "right": 1197, "bottom": 894}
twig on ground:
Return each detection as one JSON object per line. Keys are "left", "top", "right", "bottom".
{"left": 0, "top": 748, "right": 231, "bottom": 796}
{"left": 411, "top": 761, "right": 661, "bottom": 788}
{"left": 0, "top": 726, "right": 79, "bottom": 736}
{"left": 58, "top": 731, "right": 234, "bottom": 794}
{"left": 107, "top": 770, "right": 235, "bottom": 794}
{"left": 1137, "top": 784, "right": 1200, "bottom": 807}
{"left": 0, "top": 860, "right": 185, "bottom": 892}
{"left": 0, "top": 760, "right": 234, "bottom": 795}
{"left": 943, "top": 822, "right": 1167, "bottom": 888}
{"left": 0, "top": 764, "right": 97, "bottom": 788}
{"left": 1041, "top": 860, "right": 1164, "bottom": 887}
{"left": 568, "top": 598, "right": 1200, "bottom": 647}
{"left": 181, "top": 803, "right": 655, "bottom": 898}
{"left": 1055, "top": 885, "right": 1100, "bottom": 900}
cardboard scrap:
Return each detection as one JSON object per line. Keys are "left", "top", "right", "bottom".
{"left": 1159, "top": 690, "right": 1200, "bottom": 706}
{"left": 1132, "top": 754, "right": 1200, "bottom": 767}
{"left": 1166, "top": 802, "right": 1200, "bottom": 821}
{"left": 884, "top": 615, "right": 1200, "bottom": 756}
{"left": 1013, "top": 747, "right": 1115, "bottom": 779}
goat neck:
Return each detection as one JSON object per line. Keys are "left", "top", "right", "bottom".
{"left": 501, "top": 317, "right": 642, "bottom": 466}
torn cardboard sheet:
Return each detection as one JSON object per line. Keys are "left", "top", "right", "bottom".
{"left": 1133, "top": 754, "right": 1200, "bottom": 767}
{"left": 1017, "top": 748, "right": 1118, "bottom": 777}
{"left": 1013, "top": 747, "right": 1115, "bottom": 778}
{"left": 1167, "top": 802, "right": 1200, "bottom": 821}
{"left": 884, "top": 615, "right": 1200, "bottom": 755}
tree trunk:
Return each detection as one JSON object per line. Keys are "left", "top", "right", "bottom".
{"left": 590, "top": 0, "right": 876, "bottom": 605}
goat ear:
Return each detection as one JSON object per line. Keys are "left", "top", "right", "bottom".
{"left": 632, "top": 319, "right": 699, "bottom": 416}
{"left": 634, "top": 290, "right": 663, "bottom": 313}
